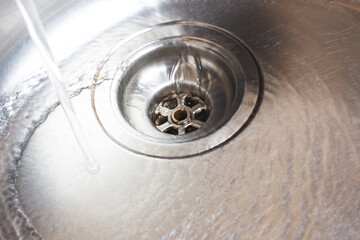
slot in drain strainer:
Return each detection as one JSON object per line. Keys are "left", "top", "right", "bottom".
{"left": 92, "top": 21, "right": 262, "bottom": 158}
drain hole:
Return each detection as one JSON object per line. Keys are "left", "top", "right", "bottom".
{"left": 151, "top": 93, "right": 210, "bottom": 135}
{"left": 162, "top": 97, "right": 178, "bottom": 109}
{"left": 164, "top": 127, "right": 178, "bottom": 135}
{"left": 173, "top": 109, "right": 188, "bottom": 122}
{"left": 185, "top": 125, "right": 197, "bottom": 134}
{"left": 154, "top": 114, "right": 168, "bottom": 126}
{"left": 195, "top": 109, "right": 209, "bottom": 122}
{"left": 184, "top": 96, "right": 199, "bottom": 108}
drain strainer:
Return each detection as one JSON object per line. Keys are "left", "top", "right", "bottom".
{"left": 152, "top": 93, "right": 210, "bottom": 135}
{"left": 92, "top": 21, "right": 262, "bottom": 158}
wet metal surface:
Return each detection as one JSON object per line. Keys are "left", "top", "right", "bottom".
{"left": 0, "top": 0, "right": 360, "bottom": 239}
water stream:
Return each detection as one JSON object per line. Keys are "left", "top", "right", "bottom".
{"left": 169, "top": 47, "right": 206, "bottom": 100}
{"left": 15, "top": 0, "right": 100, "bottom": 174}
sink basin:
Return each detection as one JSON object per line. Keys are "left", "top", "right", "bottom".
{"left": 0, "top": 0, "right": 359, "bottom": 239}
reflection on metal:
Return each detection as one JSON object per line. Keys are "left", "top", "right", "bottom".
{"left": 0, "top": 0, "right": 360, "bottom": 239}
{"left": 93, "top": 21, "right": 261, "bottom": 158}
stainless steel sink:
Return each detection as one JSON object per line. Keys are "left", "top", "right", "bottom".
{"left": 0, "top": 0, "right": 359, "bottom": 239}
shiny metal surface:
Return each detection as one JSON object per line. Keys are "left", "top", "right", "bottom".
{"left": 93, "top": 21, "right": 261, "bottom": 157}
{"left": 0, "top": 0, "right": 360, "bottom": 239}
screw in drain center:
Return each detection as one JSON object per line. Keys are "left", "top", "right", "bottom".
{"left": 153, "top": 94, "right": 210, "bottom": 135}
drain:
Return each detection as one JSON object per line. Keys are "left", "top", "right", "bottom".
{"left": 92, "top": 21, "right": 262, "bottom": 158}
{"left": 153, "top": 94, "right": 210, "bottom": 135}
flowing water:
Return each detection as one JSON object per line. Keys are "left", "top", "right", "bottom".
{"left": 15, "top": 0, "right": 99, "bottom": 174}
{"left": 0, "top": 22, "right": 126, "bottom": 240}
{"left": 170, "top": 49, "right": 204, "bottom": 95}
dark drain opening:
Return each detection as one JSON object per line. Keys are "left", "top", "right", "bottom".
{"left": 152, "top": 93, "right": 210, "bottom": 135}
{"left": 173, "top": 109, "right": 188, "bottom": 122}
{"left": 195, "top": 109, "right": 209, "bottom": 122}
{"left": 184, "top": 96, "right": 199, "bottom": 108}
{"left": 163, "top": 97, "right": 177, "bottom": 109}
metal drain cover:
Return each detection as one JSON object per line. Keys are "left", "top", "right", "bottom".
{"left": 92, "top": 21, "right": 262, "bottom": 158}
{"left": 153, "top": 93, "right": 210, "bottom": 135}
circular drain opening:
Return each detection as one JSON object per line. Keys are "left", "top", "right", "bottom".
{"left": 92, "top": 21, "right": 262, "bottom": 158}
{"left": 152, "top": 93, "right": 210, "bottom": 135}
{"left": 173, "top": 109, "right": 188, "bottom": 122}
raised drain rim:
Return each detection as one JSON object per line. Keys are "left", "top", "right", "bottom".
{"left": 92, "top": 21, "right": 263, "bottom": 158}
